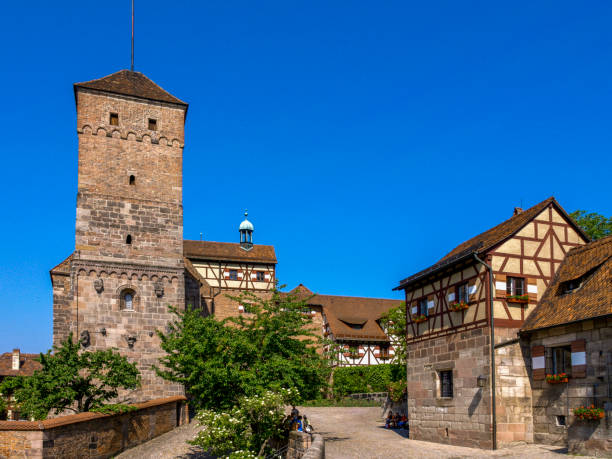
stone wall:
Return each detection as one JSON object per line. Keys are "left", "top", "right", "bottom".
{"left": 287, "top": 431, "right": 325, "bottom": 459}
{"left": 527, "top": 318, "right": 612, "bottom": 456}
{"left": 494, "top": 328, "right": 533, "bottom": 447}
{"left": 406, "top": 325, "right": 493, "bottom": 449}
{"left": 53, "top": 258, "right": 185, "bottom": 402}
{"left": 0, "top": 396, "right": 187, "bottom": 458}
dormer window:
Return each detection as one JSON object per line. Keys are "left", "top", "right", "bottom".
{"left": 110, "top": 113, "right": 119, "bottom": 126}
{"left": 148, "top": 118, "right": 157, "bottom": 131}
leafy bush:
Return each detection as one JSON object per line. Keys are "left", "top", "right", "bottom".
{"left": 332, "top": 364, "right": 404, "bottom": 397}
{"left": 0, "top": 334, "right": 140, "bottom": 420}
{"left": 388, "top": 379, "right": 407, "bottom": 402}
{"left": 156, "top": 287, "right": 330, "bottom": 411}
{"left": 191, "top": 388, "right": 297, "bottom": 457}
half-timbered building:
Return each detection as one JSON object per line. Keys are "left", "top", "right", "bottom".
{"left": 288, "top": 285, "right": 403, "bottom": 366}
{"left": 394, "top": 197, "right": 589, "bottom": 449}
{"left": 183, "top": 213, "right": 277, "bottom": 319}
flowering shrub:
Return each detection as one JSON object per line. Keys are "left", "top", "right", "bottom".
{"left": 506, "top": 294, "right": 529, "bottom": 303}
{"left": 449, "top": 301, "right": 469, "bottom": 312}
{"left": 546, "top": 373, "right": 569, "bottom": 384}
{"left": 388, "top": 379, "right": 407, "bottom": 403}
{"left": 191, "top": 388, "right": 298, "bottom": 457}
{"left": 573, "top": 405, "right": 605, "bottom": 421}
{"left": 412, "top": 314, "right": 427, "bottom": 323}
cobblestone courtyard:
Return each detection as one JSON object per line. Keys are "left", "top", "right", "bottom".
{"left": 119, "top": 406, "right": 599, "bottom": 458}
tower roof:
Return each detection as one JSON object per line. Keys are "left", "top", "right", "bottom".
{"left": 239, "top": 211, "right": 254, "bottom": 232}
{"left": 74, "top": 70, "right": 187, "bottom": 107}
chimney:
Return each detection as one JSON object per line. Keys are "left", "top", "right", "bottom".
{"left": 12, "top": 349, "right": 20, "bottom": 370}
{"left": 513, "top": 207, "right": 523, "bottom": 216}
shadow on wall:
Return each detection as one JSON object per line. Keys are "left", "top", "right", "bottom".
{"left": 469, "top": 388, "right": 482, "bottom": 417}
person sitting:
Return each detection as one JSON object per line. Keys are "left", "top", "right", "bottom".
{"left": 385, "top": 411, "right": 394, "bottom": 429}
{"left": 398, "top": 414, "right": 407, "bottom": 428}
{"left": 393, "top": 413, "right": 401, "bottom": 428}
{"left": 296, "top": 415, "right": 304, "bottom": 432}
{"left": 303, "top": 415, "right": 313, "bottom": 433}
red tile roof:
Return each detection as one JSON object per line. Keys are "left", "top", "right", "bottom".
{"left": 395, "top": 197, "right": 589, "bottom": 290}
{"left": 0, "top": 352, "right": 42, "bottom": 377}
{"left": 74, "top": 70, "right": 187, "bottom": 107}
{"left": 184, "top": 240, "right": 277, "bottom": 264}
{"left": 521, "top": 235, "right": 612, "bottom": 332}
{"left": 288, "top": 285, "right": 402, "bottom": 342}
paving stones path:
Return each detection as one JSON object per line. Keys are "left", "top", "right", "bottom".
{"left": 300, "top": 406, "right": 598, "bottom": 459}
{"left": 118, "top": 406, "right": 598, "bottom": 459}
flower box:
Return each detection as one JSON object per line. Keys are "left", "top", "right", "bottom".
{"left": 574, "top": 405, "right": 605, "bottom": 421}
{"left": 449, "top": 301, "right": 469, "bottom": 312}
{"left": 506, "top": 295, "right": 529, "bottom": 304}
{"left": 412, "top": 314, "right": 428, "bottom": 324}
{"left": 546, "top": 373, "right": 569, "bottom": 384}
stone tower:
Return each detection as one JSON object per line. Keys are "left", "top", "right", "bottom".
{"left": 51, "top": 70, "right": 189, "bottom": 401}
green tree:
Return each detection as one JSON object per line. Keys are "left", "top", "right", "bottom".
{"left": 379, "top": 301, "right": 407, "bottom": 365}
{"left": 156, "top": 287, "right": 329, "bottom": 410}
{"left": 0, "top": 334, "right": 140, "bottom": 420}
{"left": 570, "top": 210, "right": 612, "bottom": 241}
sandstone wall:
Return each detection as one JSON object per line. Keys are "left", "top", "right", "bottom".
{"left": 0, "top": 396, "right": 187, "bottom": 458}
{"left": 494, "top": 328, "right": 533, "bottom": 446}
{"left": 406, "top": 326, "right": 493, "bottom": 449}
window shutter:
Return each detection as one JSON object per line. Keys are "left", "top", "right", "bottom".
{"left": 532, "top": 345, "right": 545, "bottom": 380}
{"left": 495, "top": 274, "right": 507, "bottom": 298}
{"left": 468, "top": 280, "right": 477, "bottom": 301}
{"left": 527, "top": 278, "right": 538, "bottom": 303}
{"left": 571, "top": 339, "right": 587, "bottom": 378}
{"left": 224, "top": 270, "right": 230, "bottom": 279}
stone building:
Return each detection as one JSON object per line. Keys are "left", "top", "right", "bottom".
{"left": 50, "top": 70, "right": 193, "bottom": 402}
{"left": 288, "top": 285, "right": 403, "bottom": 366}
{"left": 520, "top": 235, "right": 611, "bottom": 456}
{"left": 49, "top": 69, "right": 283, "bottom": 402}
{"left": 394, "top": 197, "right": 589, "bottom": 449}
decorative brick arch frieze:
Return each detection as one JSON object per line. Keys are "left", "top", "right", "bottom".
{"left": 77, "top": 124, "right": 183, "bottom": 148}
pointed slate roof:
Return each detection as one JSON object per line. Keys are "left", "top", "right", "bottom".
{"left": 394, "top": 197, "right": 589, "bottom": 290}
{"left": 74, "top": 70, "right": 187, "bottom": 107}
{"left": 521, "top": 235, "right": 612, "bottom": 333}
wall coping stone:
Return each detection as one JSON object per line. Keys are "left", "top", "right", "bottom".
{"left": 0, "top": 395, "right": 186, "bottom": 431}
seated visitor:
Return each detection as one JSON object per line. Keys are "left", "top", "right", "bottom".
{"left": 296, "top": 415, "right": 303, "bottom": 432}
{"left": 385, "top": 411, "right": 394, "bottom": 429}
{"left": 398, "top": 414, "right": 407, "bottom": 428}
{"left": 393, "top": 413, "right": 401, "bottom": 428}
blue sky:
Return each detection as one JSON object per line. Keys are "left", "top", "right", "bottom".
{"left": 1, "top": 1, "right": 611, "bottom": 352}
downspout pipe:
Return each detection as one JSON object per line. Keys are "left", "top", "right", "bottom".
{"left": 474, "top": 253, "right": 497, "bottom": 450}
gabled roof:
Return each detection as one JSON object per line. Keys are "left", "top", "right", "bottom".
{"left": 288, "top": 285, "right": 402, "bottom": 342}
{"left": 74, "top": 70, "right": 187, "bottom": 107}
{"left": 0, "top": 352, "right": 42, "bottom": 377}
{"left": 50, "top": 253, "right": 73, "bottom": 276}
{"left": 395, "top": 197, "right": 589, "bottom": 290}
{"left": 184, "top": 240, "right": 277, "bottom": 264}
{"left": 521, "top": 236, "right": 612, "bottom": 333}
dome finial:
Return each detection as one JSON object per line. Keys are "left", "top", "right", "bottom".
{"left": 244, "top": 209, "right": 248, "bottom": 218}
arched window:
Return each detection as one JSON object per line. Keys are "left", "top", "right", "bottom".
{"left": 120, "top": 289, "right": 136, "bottom": 311}
{"left": 124, "top": 293, "right": 133, "bottom": 310}
{"left": 129, "top": 175, "right": 135, "bottom": 185}
{"left": 126, "top": 235, "right": 132, "bottom": 245}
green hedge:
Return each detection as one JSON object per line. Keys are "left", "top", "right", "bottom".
{"left": 332, "top": 364, "right": 404, "bottom": 397}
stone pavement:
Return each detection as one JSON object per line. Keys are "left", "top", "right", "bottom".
{"left": 300, "top": 406, "right": 598, "bottom": 459}
{"left": 116, "top": 421, "right": 212, "bottom": 459}
{"left": 117, "top": 406, "right": 599, "bottom": 458}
